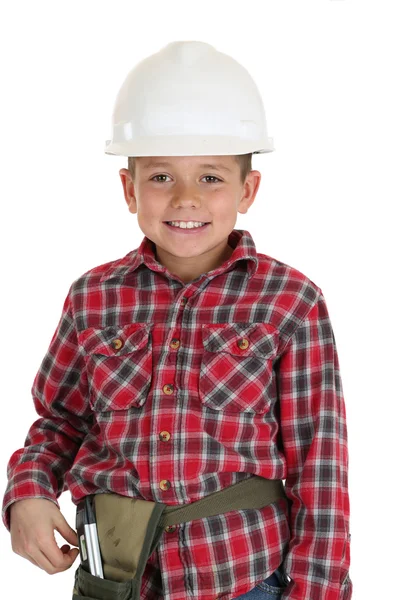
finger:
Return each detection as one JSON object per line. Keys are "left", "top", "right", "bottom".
{"left": 64, "top": 546, "right": 80, "bottom": 561}
{"left": 54, "top": 520, "right": 79, "bottom": 547}
{"left": 37, "top": 538, "right": 77, "bottom": 573}
{"left": 39, "top": 547, "right": 67, "bottom": 573}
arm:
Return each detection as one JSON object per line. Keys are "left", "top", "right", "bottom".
{"left": 278, "top": 288, "right": 352, "bottom": 600}
{"left": 2, "top": 284, "right": 93, "bottom": 532}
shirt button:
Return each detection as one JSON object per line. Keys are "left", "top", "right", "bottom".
{"left": 237, "top": 337, "right": 249, "bottom": 350}
{"left": 111, "top": 338, "right": 124, "bottom": 350}
{"left": 160, "top": 479, "right": 171, "bottom": 491}
{"left": 181, "top": 297, "right": 187, "bottom": 305}
{"left": 164, "top": 524, "right": 177, "bottom": 533}
{"left": 159, "top": 431, "right": 171, "bottom": 442}
{"left": 170, "top": 338, "right": 180, "bottom": 349}
{"left": 163, "top": 384, "right": 174, "bottom": 395}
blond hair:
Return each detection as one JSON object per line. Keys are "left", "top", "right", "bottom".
{"left": 127, "top": 154, "right": 253, "bottom": 185}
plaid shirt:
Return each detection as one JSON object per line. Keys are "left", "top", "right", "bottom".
{"left": 2, "top": 229, "right": 352, "bottom": 600}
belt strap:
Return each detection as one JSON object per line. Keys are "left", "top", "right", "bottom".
{"left": 160, "top": 475, "right": 286, "bottom": 526}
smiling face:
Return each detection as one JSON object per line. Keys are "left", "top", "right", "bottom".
{"left": 119, "top": 155, "right": 261, "bottom": 283}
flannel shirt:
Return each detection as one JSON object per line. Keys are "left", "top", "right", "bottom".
{"left": 2, "top": 228, "right": 352, "bottom": 600}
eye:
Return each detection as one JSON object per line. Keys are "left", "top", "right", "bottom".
{"left": 151, "top": 174, "right": 171, "bottom": 182}
{"left": 202, "top": 175, "right": 222, "bottom": 183}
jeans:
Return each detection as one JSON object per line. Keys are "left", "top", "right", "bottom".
{"left": 234, "top": 564, "right": 289, "bottom": 599}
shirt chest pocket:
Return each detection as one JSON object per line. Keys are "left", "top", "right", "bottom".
{"left": 77, "top": 323, "right": 153, "bottom": 412}
{"left": 199, "top": 323, "right": 279, "bottom": 414}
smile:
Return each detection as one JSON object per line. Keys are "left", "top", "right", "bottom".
{"left": 164, "top": 222, "right": 211, "bottom": 234}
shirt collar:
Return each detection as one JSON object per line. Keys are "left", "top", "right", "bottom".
{"left": 99, "top": 228, "right": 259, "bottom": 283}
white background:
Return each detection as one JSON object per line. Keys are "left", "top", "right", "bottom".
{"left": 1, "top": 1, "right": 398, "bottom": 598}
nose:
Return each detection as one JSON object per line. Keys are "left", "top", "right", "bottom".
{"left": 171, "top": 180, "right": 202, "bottom": 206}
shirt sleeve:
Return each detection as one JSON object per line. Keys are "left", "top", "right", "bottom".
{"left": 2, "top": 285, "right": 94, "bottom": 532}
{"left": 278, "top": 288, "right": 352, "bottom": 600}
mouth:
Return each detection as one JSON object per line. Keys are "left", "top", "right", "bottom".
{"left": 163, "top": 222, "right": 211, "bottom": 234}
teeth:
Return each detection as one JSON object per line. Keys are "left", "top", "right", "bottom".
{"left": 167, "top": 221, "right": 206, "bottom": 229}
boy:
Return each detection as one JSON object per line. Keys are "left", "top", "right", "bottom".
{"left": 3, "top": 41, "right": 352, "bottom": 600}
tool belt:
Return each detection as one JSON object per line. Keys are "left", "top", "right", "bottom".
{"left": 72, "top": 475, "right": 288, "bottom": 600}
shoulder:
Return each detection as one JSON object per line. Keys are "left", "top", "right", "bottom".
{"left": 256, "top": 251, "right": 321, "bottom": 300}
{"left": 255, "top": 252, "right": 323, "bottom": 344}
{"left": 69, "top": 250, "right": 136, "bottom": 291}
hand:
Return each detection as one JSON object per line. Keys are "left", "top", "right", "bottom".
{"left": 10, "top": 498, "right": 80, "bottom": 574}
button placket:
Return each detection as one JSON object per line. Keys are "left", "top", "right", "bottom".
{"left": 159, "top": 324, "right": 182, "bottom": 514}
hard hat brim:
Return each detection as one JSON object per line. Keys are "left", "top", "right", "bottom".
{"left": 104, "top": 136, "right": 275, "bottom": 156}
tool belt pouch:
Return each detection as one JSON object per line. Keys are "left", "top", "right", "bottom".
{"left": 73, "top": 494, "right": 166, "bottom": 600}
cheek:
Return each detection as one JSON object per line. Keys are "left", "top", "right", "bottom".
{"left": 135, "top": 193, "right": 162, "bottom": 218}
{"left": 209, "top": 193, "right": 237, "bottom": 213}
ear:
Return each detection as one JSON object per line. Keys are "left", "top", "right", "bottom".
{"left": 237, "top": 170, "right": 261, "bottom": 215}
{"left": 119, "top": 168, "right": 137, "bottom": 214}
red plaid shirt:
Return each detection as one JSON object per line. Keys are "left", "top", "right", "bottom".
{"left": 2, "top": 229, "right": 352, "bottom": 599}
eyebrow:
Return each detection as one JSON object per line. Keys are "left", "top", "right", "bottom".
{"left": 141, "top": 161, "right": 232, "bottom": 173}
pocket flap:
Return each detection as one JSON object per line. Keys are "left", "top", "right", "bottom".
{"left": 201, "top": 323, "right": 279, "bottom": 359}
{"left": 78, "top": 323, "right": 152, "bottom": 357}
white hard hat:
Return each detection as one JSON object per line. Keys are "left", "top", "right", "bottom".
{"left": 105, "top": 41, "right": 274, "bottom": 157}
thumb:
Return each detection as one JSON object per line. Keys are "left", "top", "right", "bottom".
{"left": 54, "top": 514, "right": 79, "bottom": 547}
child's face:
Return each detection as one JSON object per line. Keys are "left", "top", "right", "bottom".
{"left": 119, "top": 155, "right": 261, "bottom": 283}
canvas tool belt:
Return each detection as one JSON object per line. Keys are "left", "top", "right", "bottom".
{"left": 72, "top": 475, "right": 288, "bottom": 600}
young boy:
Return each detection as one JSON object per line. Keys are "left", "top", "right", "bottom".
{"left": 3, "top": 41, "right": 352, "bottom": 600}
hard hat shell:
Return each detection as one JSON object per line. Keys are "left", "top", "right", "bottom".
{"left": 105, "top": 41, "right": 274, "bottom": 157}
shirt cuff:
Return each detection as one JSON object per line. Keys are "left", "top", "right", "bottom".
{"left": 2, "top": 490, "right": 60, "bottom": 532}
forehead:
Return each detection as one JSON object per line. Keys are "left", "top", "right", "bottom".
{"left": 136, "top": 156, "right": 237, "bottom": 173}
